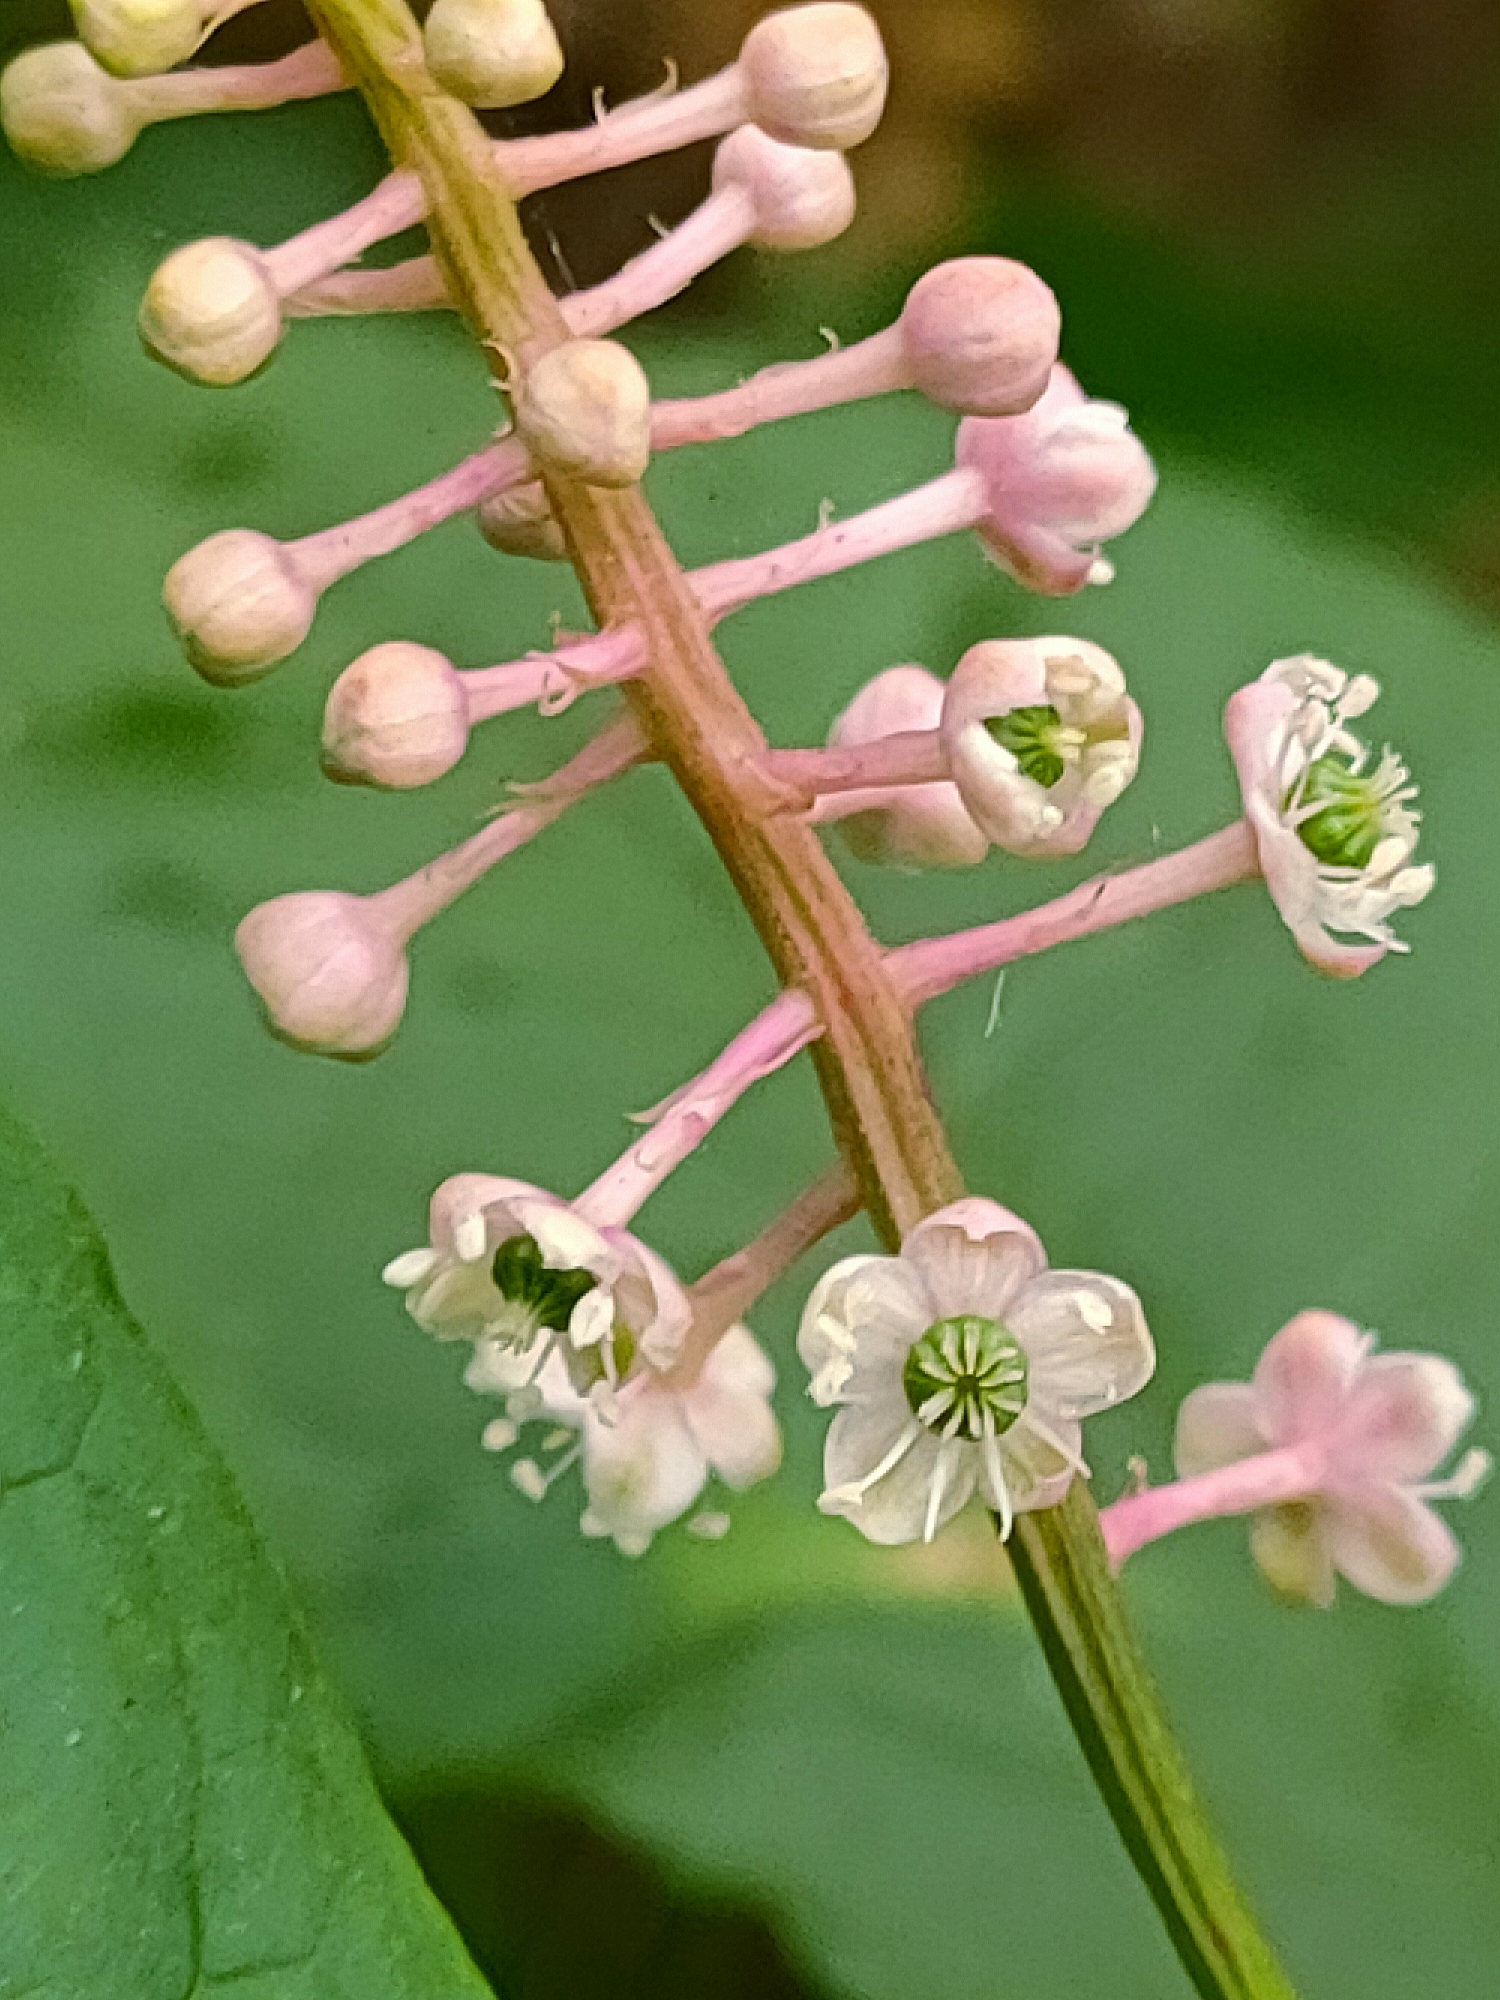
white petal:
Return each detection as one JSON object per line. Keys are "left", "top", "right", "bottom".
{"left": 821, "top": 1397, "right": 974, "bottom": 1545}
{"left": 1007, "top": 1270, "right": 1155, "bottom": 1420}
{"left": 609, "top": 1230, "right": 692, "bottom": 1368}
{"left": 1249, "top": 1503, "right": 1338, "bottom": 1606}
{"left": 902, "top": 1199, "right": 1046, "bottom": 1319}
{"left": 512, "top": 1197, "right": 613, "bottom": 1276}
{"left": 382, "top": 1246, "right": 439, "bottom": 1288}
{"left": 1252, "top": 1310, "right": 1369, "bottom": 1446}
{"left": 1173, "top": 1383, "right": 1265, "bottom": 1477}
{"left": 684, "top": 1331, "right": 782, "bottom": 1490}
{"left": 453, "top": 1212, "right": 489, "bottom": 1264}
{"left": 797, "top": 1253, "right": 930, "bottom": 1402}
{"left": 567, "top": 1286, "right": 615, "bottom": 1349}
{"left": 1321, "top": 1489, "right": 1461, "bottom": 1605}
{"left": 993, "top": 1413, "right": 1081, "bottom": 1513}
{"left": 581, "top": 1388, "right": 707, "bottom": 1539}
{"left": 408, "top": 1257, "right": 500, "bottom": 1341}
{"left": 427, "top": 1173, "right": 540, "bottom": 1251}
{"left": 1327, "top": 1353, "right": 1476, "bottom": 1487}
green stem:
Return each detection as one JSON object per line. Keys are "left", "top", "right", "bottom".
{"left": 297, "top": 7, "right": 1297, "bottom": 1993}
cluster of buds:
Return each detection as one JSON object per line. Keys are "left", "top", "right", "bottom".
{"left": 6, "top": 0, "right": 1477, "bottom": 1592}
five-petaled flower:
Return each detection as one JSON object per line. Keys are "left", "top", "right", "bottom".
{"left": 1224, "top": 654, "right": 1433, "bottom": 977}
{"left": 798, "top": 1197, "right": 1154, "bottom": 1544}
{"left": 1171, "top": 1309, "right": 1491, "bottom": 1607}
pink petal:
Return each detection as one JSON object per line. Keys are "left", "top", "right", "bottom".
{"left": 1327, "top": 1353, "right": 1476, "bottom": 1486}
{"left": 1173, "top": 1382, "right": 1266, "bottom": 1477}
{"left": 1321, "top": 1489, "right": 1462, "bottom": 1606}
{"left": 1252, "top": 1309, "right": 1368, "bottom": 1446}
{"left": 902, "top": 1198, "right": 1046, "bottom": 1320}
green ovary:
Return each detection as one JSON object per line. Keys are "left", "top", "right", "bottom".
{"left": 902, "top": 1315, "right": 1029, "bottom": 1440}
{"left": 492, "top": 1233, "right": 598, "bottom": 1334}
{"left": 1293, "top": 756, "right": 1389, "bottom": 868}
{"left": 984, "top": 705, "right": 1072, "bottom": 788}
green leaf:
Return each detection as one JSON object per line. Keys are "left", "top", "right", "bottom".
{"left": 0, "top": 1102, "right": 492, "bottom": 1999}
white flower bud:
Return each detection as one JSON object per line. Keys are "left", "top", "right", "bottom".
{"left": 235, "top": 892, "right": 408, "bottom": 1061}
{"left": 900, "top": 258, "right": 1061, "bottom": 417}
{"left": 477, "top": 479, "right": 567, "bottom": 561}
{"left": 162, "top": 529, "right": 316, "bottom": 686}
{"left": 513, "top": 338, "right": 651, "bottom": 487}
{"left": 70, "top": 0, "right": 204, "bottom": 78}
{"left": 139, "top": 237, "right": 282, "bottom": 388}
{"left": 710, "top": 124, "right": 855, "bottom": 252}
{"left": 423, "top": 0, "right": 564, "bottom": 108}
{"left": 740, "top": 3, "right": 888, "bottom": 150}
{"left": 940, "top": 636, "right": 1139, "bottom": 857}
{"left": 822, "top": 666, "right": 988, "bottom": 869}
{"left": 1, "top": 41, "right": 141, "bottom": 175}
{"left": 321, "top": 642, "right": 471, "bottom": 790}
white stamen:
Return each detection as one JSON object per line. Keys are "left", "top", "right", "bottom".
{"left": 687, "top": 1510, "right": 732, "bottom": 1541}
{"left": 481, "top": 1418, "right": 518, "bottom": 1452}
{"left": 454, "top": 1212, "right": 488, "bottom": 1263}
{"left": 822, "top": 1418, "right": 924, "bottom": 1508}
{"left": 1075, "top": 1289, "right": 1114, "bottom": 1333}
{"left": 510, "top": 1458, "right": 548, "bottom": 1502}
{"left": 1020, "top": 1409, "right": 1091, "bottom": 1479}
{"left": 923, "top": 1438, "right": 959, "bottom": 1544}
{"left": 1417, "top": 1448, "right": 1493, "bottom": 1502}
{"left": 382, "top": 1246, "right": 439, "bottom": 1287}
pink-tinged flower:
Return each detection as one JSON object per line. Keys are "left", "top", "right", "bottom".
{"left": 940, "top": 635, "right": 1141, "bottom": 856}
{"left": 798, "top": 1198, "right": 1153, "bottom": 1544}
{"left": 383, "top": 1173, "right": 691, "bottom": 1404}
{"left": 467, "top": 1319, "right": 781, "bottom": 1556}
{"left": 1173, "top": 1311, "right": 1490, "bottom": 1606}
{"left": 1224, "top": 655, "right": 1433, "bottom": 977}
{"left": 810, "top": 665, "right": 988, "bottom": 869}
{"left": 955, "top": 364, "right": 1157, "bottom": 595}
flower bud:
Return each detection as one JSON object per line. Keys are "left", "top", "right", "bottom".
{"left": 235, "top": 892, "right": 408, "bottom": 1061}
{"left": 139, "top": 237, "right": 282, "bottom": 387}
{"left": 321, "top": 642, "right": 471, "bottom": 790}
{"left": 710, "top": 123, "right": 856, "bottom": 251}
{"left": 513, "top": 338, "right": 651, "bottom": 487}
{"left": 70, "top": 0, "right": 204, "bottom": 78}
{"left": 822, "top": 666, "right": 988, "bottom": 869}
{"left": 1, "top": 41, "right": 141, "bottom": 175}
{"left": 940, "top": 636, "right": 1139, "bottom": 856}
{"left": 477, "top": 479, "right": 568, "bottom": 561}
{"left": 423, "top": 0, "right": 564, "bottom": 108}
{"left": 900, "top": 258, "right": 1061, "bottom": 417}
{"left": 162, "top": 529, "right": 316, "bottom": 685}
{"left": 740, "top": 3, "right": 888, "bottom": 150}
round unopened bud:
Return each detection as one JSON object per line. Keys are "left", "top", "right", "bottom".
{"left": 740, "top": 3, "right": 887, "bottom": 150}
{"left": 423, "top": 0, "right": 564, "bottom": 108}
{"left": 711, "top": 124, "right": 855, "bottom": 252}
{"left": 235, "top": 892, "right": 408, "bottom": 1061}
{"left": 163, "top": 529, "right": 315, "bottom": 686}
{"left": 514, "top": 338, "right": 651, "bottom": 487}
{"left": 1, "top": 41, "right": 141, "bottom": 175}
{"left": 940, "top": 636, "right": 1139, "bottom": 856}
{"left": 477, "top": 479, "right": 567, "bottom": 562}
{"left": 139, "top": 237, "right": 282, "bottom": 387}
{"left": 824, "top": 666, "right": 988, "bottom": 869}
{"left": 70, "top": 0, "right": 204, "bottom": 77}
{"left": 322, "top": 642, "right": 471, "bottom": 790}
{"left": 900, "top": 258, "right": 1061, "bottom": 417}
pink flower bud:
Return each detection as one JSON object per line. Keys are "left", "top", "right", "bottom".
{"left": 162, "top": 529, "right": 316, "bottom": 686}
{"left": 710, "top": 123, "right": 856, "bottom": 252}
{"left": 940, "top": 636, "right": 1140, "bottom": 856}
{"left": 818, "top": 666, "right": 988, "bottom": 869}
{"left": 235, "top": 892, "right": 408, "bottom": 1061}
{"left": 739, "top": 3, "right": 888, "bottom": 150}
{"left": 513, "top": 337, "right": 652, "bottom": 487}
{"left": 899, "top": 258, "right": 1061, "bottom": 417}
{"left": 957, "top": 365, "right": 1157, "bottom": 594}
{"left": 422, "top": 0, "right": 565, "bottom": 109}
{"left": 1, "top": 41, "right": 141, "bottom": 174}
{"left": 476, "top": 479, "right": 568, "bottom": 562}
{"left": 321, "top": 642, "right": 471, "bottom": 791}
{"left": 138, "top": 237, "right": 282, "bottom": 387}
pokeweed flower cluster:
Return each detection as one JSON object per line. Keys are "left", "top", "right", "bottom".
{"left": 9, "top": 2, "right": 1484, "bottom": 1991}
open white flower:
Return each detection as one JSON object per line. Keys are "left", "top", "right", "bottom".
{"left": 940, "top": 635, "right": 1141, "bottom": 856}
{"left": 1224, "top": 655, "right": 1433, "bottom": 977}
{"left": 798, "top": 1197, "right": 1154, "bottom": 1544}
{"left": 1175, "top": 1310, "right": 1491, "bottom": 1607}
{"left": 383, "top": 1172, "right": 691, "bottom": 1405}
{"left": 467, "top": 1321, "right": 781, "bottom": 1556}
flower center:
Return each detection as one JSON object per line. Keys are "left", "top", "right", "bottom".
{"left": 1291, "top": 752, "right": 1412, "bottom": 869}
{"left": 984, "top": 705, "right": 1086, "bottom": 788}
{"left": 902, "top": 1315, "right": 1028, "bottom": 1440}
{"left": 491, "top": 1233, "right": 597, "bottom": 1342}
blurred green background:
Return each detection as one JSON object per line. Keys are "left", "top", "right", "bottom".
{"left": 2, "top": 0, "right": 1499, "bottom": 1993}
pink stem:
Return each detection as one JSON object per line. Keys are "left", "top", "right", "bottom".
{"left": 652, "top": 325, "right": 911, "bottom": 448}
{"left": 497, "top": 68, "right": 750, "bottom": 198}
{"left": 692, "top": 468, "right": 989, "bottom": 619}
{"left": 1099, "top": 1443, "right": 1326, "bottom": 1567}
{"left": 260, "top": 170, "right": 427, "bottom": 299}
{"left": 889, "top": 821, "right": 1261, "bottom": 1006}
{"left": 283, "top": 255, "right": 450, "bottom": 317}
{"left": 760, "top": 729, "right": 948, "bottom": 805}
{"left": 287, "top": 438, "right": 529, "bottom": 589}
{"left": 132, "top": 38, "right": 347, "bottom": 120}
{"left": 461, "top": 625, "right": 652, "bottom": 722}
{"left": 364, "top": 711, "right": 647, "bottom": 942}
{"left": 573, "top": 989, "right": 822, "bottom": 1231}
